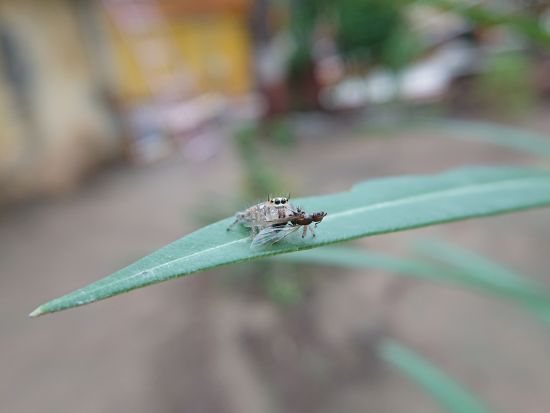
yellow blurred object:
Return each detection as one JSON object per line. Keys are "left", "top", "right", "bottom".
{"left": 170, "top": 14, "right": 251, "bottom": 95}
{"left": 104, "top": 1, "right": 252, "bottom": 100}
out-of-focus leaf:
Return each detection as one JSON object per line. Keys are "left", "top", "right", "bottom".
{"left": 420, "top": 0, "right": 550, "bottom": 47}
{"left": 360, "top": 117, "right": 550, "bottom": 158}
{"left": 278, "top": 247, "right": 550, "bottom": 310}
{"left": 414, "top": 239, "right": 550, "bottom": 324}
{"left": 428, "top": 119, "right": 550, "bottom": 157}
{"left": 30, "top": 166, "right": 550, "bottom": 316}
{"left": 379, "top": 338, "right": 496, "bottom": 413}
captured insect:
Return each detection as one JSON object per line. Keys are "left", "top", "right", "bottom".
{"left": 227, "top": 195, "right": 327, "bottom": 248}
{"left": 227, "top": 194, "right": 295, "bottom": 237}
{"left": 250, "top": 207, "right": 327, "bottom": 248}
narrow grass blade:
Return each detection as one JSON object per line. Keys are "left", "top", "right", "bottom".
{"left": 30, "top": 166, "right": 550, "bottom": 316}
{"left": 379, "top": 338, "right": 495, "bottom": 413}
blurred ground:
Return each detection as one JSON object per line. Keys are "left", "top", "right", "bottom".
{"left": 2, "top": 113, "right": 550, "bottom": 413}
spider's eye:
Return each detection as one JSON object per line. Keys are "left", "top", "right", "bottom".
{"left": 281, "top": 199, "right": 286, "bottom": 204}
{"left": 275, "top": 199, "right": 280, "bottom": 205}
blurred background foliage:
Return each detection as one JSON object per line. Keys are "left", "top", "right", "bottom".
{"left": 1, "top": 0, "right": 550, "bottom": 205}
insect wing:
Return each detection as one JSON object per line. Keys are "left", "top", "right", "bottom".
{"left": 251, "top": 226, "right": 299, "bottom": 249}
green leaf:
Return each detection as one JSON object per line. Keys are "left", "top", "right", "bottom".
{"left": 277, "top": 247, "right": 550, "bottom": 309}
{"left": 30, "top": 166, "right": 550, "bottom": 317}
{"left": 414, "top": 240, "right": 550, "bottom": 325}
{"left": 379, "top": 338, "right": 496, "bottom": 413}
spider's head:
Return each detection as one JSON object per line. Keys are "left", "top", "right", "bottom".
{"left": 268, "top": 195, "right": 289, "bottom": 208}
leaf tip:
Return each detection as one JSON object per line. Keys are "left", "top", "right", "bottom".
{"left": 29, "top": 306, "right": 45, "bottom": 318}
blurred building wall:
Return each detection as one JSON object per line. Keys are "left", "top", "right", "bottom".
{"left": 100, "top": 0, "right": 253, "bottom": 164}
{"left": 170, "top": 13, "right": 251, "bottom": 95}
{"left": 104, "top": 0, "right": 252, "bottom": 100}
{"left": 0, "top": 0, "right": 254, "bottom": 205}
{"left": 0, "top": 0, "right": 119, "bottom": 205}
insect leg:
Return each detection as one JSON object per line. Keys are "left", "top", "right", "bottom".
{"left": 309, "top": 226, "right": 316, "bottom": 237}
{"left": 302, "top": 225, "right": 308, "bottom": 238}
{"left": 227, "top": 211, "right": 250, "bottom": 231}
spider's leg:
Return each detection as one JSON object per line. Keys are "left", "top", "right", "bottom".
{"left": 227, "top": 219, "right": 239, "bottom": 231}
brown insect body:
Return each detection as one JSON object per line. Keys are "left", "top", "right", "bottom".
{"left": 288, "top": 208, "right": 327, "bottom": 238}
